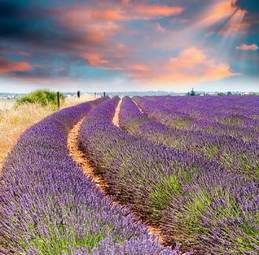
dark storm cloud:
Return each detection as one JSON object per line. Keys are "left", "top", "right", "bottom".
{"left": 0, "top": 0, "right": 109, "bottom": 79}
{"left": 0, "top": 0, "right": 104, "bottom": 53}
{"left": 236, "top": 0, "right": 259, "bottom": 35}
{"left": 236, "top": 0, "right": 259, "bottom": 13}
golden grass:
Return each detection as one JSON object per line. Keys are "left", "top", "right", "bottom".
{"left": 62, "top": 95, "right": 97, "bottom": 108}
{"left": 0, "top": 100, "right": 15, "bottom": 111}
{"left": 0, "top": 95, "right": 98, "bottom": 174}
{"left": 0, "top": 103, "right": 53, "bottom": 173}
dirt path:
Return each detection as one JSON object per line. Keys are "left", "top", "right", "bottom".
{"left": 68, "top": 119, "right": 107, "bottom": 191}
{"left": 68, "top": 107, "right": 165, "bottom": 244}
{"left": 132, "top": 99, "right": 144, "bottom": 113}
{"left": 112, "top": 98, "right": 122, "bottom": 127}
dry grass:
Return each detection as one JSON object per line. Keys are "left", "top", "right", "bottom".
{"left": 0, "top": 104, "right": 53, "bottom": 173}
{"left": 0, "top": 95, "right": 98, "bottom": 174}
{"left": 62, "top": 95, "right": 97, "bottom": 108}
{"left": 0, "top": 100, "right": 15, "bottom": 111}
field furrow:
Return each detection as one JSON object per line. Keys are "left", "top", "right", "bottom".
{"left": 1, "top": 95, "right": 258, "bottom": 255}
{"left": 120, "top": 97, "right": 259, "bottom": 179}
{"left": 133, "top": 96, "right": 259, "bottom": 142}
{"left": 78, "top": 97, "right": 258, "bottom": 254}
{"left": 1, "top": 99, "right": 179, "bottom": 255}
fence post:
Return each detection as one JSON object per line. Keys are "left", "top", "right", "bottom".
{"left": 57, "top": 91, "right": 60, "bottom": 109}
{"left": 77, "top": 90, "right": 80, "bottom": 98}
{"left": 103, "top": 92, "right": 106, "bottom": 97}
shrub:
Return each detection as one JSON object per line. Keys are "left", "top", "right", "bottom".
{"left": 16, "top": 90, "right": 64, "bottom": 107}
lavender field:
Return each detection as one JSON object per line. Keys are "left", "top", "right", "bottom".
{"left": 1, "top": 96, "right": 258, "bottom": 255}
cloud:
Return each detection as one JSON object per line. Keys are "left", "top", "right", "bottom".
{"left": 162, "top": 48, "right": 235, "bottom": 84}
{"left": 80, "top": 52, "right": 109, "bottom": 66}
{"left": 218, "top": 8, "right": 248, "bottom": 35}
{"left": 155, "top": 23, "right": 166, "bottom": 33}
{"left": 58, "top": 3, "right": 184, "bottom": 26}
{"left": 0, "top": 0, "right": 253, "bottom": 90}
{"left": 0, "top": 57, "right": 32, "bottom": 74}
{"left": 236, "top": 43, "right": 258, "bottom": 51}
{"left": 134, "top": 4, "right": 184, "bottom": 19}
{"left": 128, "top": 48, "right": 236, "bottom": 86}
{"left": 127, "top": 64, "right": 150, "bottom": 79}
{"left": 59, "top": 7, "right": 125, "bottom": 24}
{"left": 197, "top": 0, "right": 238, "bottom": 27}
{"left": 169, "top": 48, "right": 206, "bottom": 68}
{"left": 195, "top": 0, "right": 248, "bottom": 35}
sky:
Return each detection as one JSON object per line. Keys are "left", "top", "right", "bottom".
{"left": 0, "top": 0, "right": 258, "bottom": 93}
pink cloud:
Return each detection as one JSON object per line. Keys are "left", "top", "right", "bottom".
{"left": 58, "top": 3, "right": 183, "bottom": 27}
{"left": 59, "top": 7, "right": 124, "bottom": 24}
{"left": 195, "top": 0, "right": 248, "bottom": 36}
{"left": 155, "top": 23, "right": 166, "bottom": 33}
{"left": 128, "top": 48, "right": 236, "bottom": 86}
{"left": 197, "top": 0, "right": 238, "bottom": 27}
{"left": 169, "top": 48, "right": 206, "bottom": 68}
{"left": 127, "top": 64, "right": 150, "bottom": 78}
{"left": 134, "top": 5, "right": 184, "bottom": 19}
{"left": 236, "top": 44, "right": 258, "bottom": 51}
{"left": 80, "top": 52, "right": 109, "bottom": 66}
{"left": 55, "top": 3, "right": 184, "bottom": 70}
{"left": 0, "top": 57, "right": 32, "bottom": 74}
{"left": 160, "top": 48, "right": 235, "bottom": 84}
{"left": 219, "top": 9, "right": 248, "bottom": 36}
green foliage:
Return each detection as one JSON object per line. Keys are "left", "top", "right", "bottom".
{"left": 214, "top": 188, "right": 240, "bottom": 220}
{"left": 203, "top": 145, "right": 220, "bottom": 159}
{"left": 20, "top": 224, "right": 105, "bottom": 255}
{"left": 212, "top": 187, "right": 258, "bottom": 253}
{"left": 16, "top": 90, "right": 64, "bottom": 108}
{"left": 183, "top": 190, "right": 211, "bottom": 234}
{"left": 149, "top": 174, "right": 182, "bottom": 220}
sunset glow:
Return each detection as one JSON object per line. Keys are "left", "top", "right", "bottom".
{"left": 0, "top": 0, "right": 258, "bottom": 92}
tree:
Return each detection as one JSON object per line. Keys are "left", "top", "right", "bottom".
{"left": 190, "top": 88, "right": 196, "bottom": 96}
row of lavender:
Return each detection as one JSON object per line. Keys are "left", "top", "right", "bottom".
{"left": 0, "top": 99, "right": 178, "bottom": 255}
{"left": 78, "top": 97, "right": 258, "bottom": 254}
{"left": 133, "top": 96, "right": 259, "bottom": 142}
{"left": 145, "top": 96, "right": 259, "bottom": 125}
{"left": 120, "top": 97, "right": 258, "bottom": 179}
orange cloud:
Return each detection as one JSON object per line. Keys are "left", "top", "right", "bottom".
{"left": 159, "top": 48, "right": 235, "bottom": 85}
{"left": 127, "top": 64, "right": 150, "bottom": 78}
{"left": 197, "top": 0, "right": 246, "bottom": 28}
{"left": 129, "top": 48, "right": 235, "bottom": 86}
{"left": 169, "top": 48, "right": 206, "bottom": 68}
{"left": 57, "top": 3, "right": 184, "bottom": 56}
{"left": 0, "top": 58, "right": 32, "bottom": 74}
{"left": 219, "top": 8, "right": 248, "bottom": 36}
{"left": 60, "top": 7, "right": 125, "bottom": 24}
{"left": 236, "top": 44, "right": 258, "bottom": 51}
{"left": 59, "top": 3, "right": 183, "bottom": 26}
{"left": 81, "top": 52, "right": 109, "bottom": 66}
{"left": 134, "top": 5, "right": 184, "bottom": 19}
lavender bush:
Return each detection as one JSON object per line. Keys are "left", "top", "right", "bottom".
{"left": 133, "top": 96, "right": 259, "bottom": 142}
{"left": 79, "top": 97, "right": 258, "bottom": 254}
{"left": 120, "top": 97, "right": 259, "bottom": 179}
{"left": 0, "top": 99, "right": 181, "bottom": 255}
